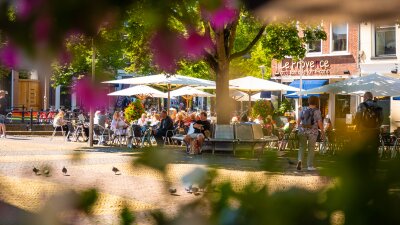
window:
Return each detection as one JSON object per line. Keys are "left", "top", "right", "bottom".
{"left": 307, "top": 40, "right": 322, "bottom": 53}
{"left": 375, "top": 25, "right": 396, "bottom": 56}
{"left": 335, "top": 95, "right": 351, "bottom": 119}
{"left": 331, "top": 24, "right": 348, "bottom": 52}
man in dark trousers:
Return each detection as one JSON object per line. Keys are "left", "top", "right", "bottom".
{"left": 355, "top": 92, "right": 383, "bottom": 170}
{"left": 154, "top": 110, "right": 174, "bottom": 146}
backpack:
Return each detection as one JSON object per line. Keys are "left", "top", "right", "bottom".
{"left": 301, "top": 108, "right": 316, "bottom": 128}
{"left": 361, "top": 102, "right": 382, "bottom": 128}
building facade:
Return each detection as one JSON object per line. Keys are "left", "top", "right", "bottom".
{"left": 359, "top": 23, "right": 400, "bottom": 131}
{"left": 271, "top": 22, "right": 360, "bottom": 128}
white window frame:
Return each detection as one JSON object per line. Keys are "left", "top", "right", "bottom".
{"left": 306, "top": 40, "right": 323, "bottom": 55}
{"left": 373, "top": 25, "right": 396, "bottom": 57}
{"left": 330, "top": 23, "right": 349, "bottom": 54}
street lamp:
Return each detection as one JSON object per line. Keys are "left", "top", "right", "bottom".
{"left": 258, "top": 65, "right": 266, "bottom": 79}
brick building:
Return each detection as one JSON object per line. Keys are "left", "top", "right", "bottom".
{"left": 271, "top": 22, "right": 360, "bottom": 128}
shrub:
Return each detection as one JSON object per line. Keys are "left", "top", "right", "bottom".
{"left": 124, "top": 99, "right": 145, "bottom": 123}
{"left": 251, "top": 99, "right": 274, "bottom": 120}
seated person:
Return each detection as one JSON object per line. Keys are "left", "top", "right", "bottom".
{"left": 53, "top": 110, "right": 72, "bottom": 141}
{"left": 111, "top": 111, "right": 128, "bottom": 135}
{"left": 183, "top": 111, "right": 211, "bottom": 154}
{"left": 94, "top": 110, "right": 108, "bottom": 128}
{"left": 254, "top": 115, "right": 264, "bottom": 125}
{"left": 151, "top": 114, "right": 161, "bottom": 127}
{"left": 153, "top": 110, "right": 174, "bottom": 146}
{"left": 137, "top": 113, "right": 148, "bottom": 127}
{"left": 174, "top": 112, "right": 186, "bottom": 135}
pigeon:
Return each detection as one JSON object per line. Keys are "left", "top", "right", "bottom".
{"left": 33, "top": 167, "right": 40, "bottom": 175}
{"left": 169, "top": 188, "right": 177, "bottom": 194}
{"left": 62, "top": 166, "right": 67, "bottom": 175}
{"left": 191, "top": 187, "right": 199, "bottom": 194}
{"left": 43, "top": 169, "right": 50, "bottom": 176}
{"left": 112, "top": 167, "right": 120, "bottom": 175}
{"left": 185, "top": 184, "right": 192, "bottom": 193}
{"left": 286, "top": 157, "right": 296, "bottom": 165}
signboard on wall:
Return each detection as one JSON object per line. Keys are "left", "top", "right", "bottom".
{"left": 278, "top": 60, "right": 331, "bottom": 76}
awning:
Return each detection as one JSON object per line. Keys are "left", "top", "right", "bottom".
{"left": 286, "top": 79, "right": 328, "bottom": 98}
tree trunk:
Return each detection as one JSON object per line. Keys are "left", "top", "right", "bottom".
{"left": 215, "top": 62, "right": 231, "bottom": 124}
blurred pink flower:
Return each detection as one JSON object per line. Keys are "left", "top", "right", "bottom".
{"left": 73, "top": 78, "right": 108, "bottom": 110}
{"left": 15, "top": 0, "right": 42, "bottom": 20}
{"left": 150, "top": 30, "right": 184, "bottom": 73}
{"left": 0, "top": 44, "right": 19, "bottom": 68}
{"left": 183, "top": 32, "right": 213, "bottom": 59}
{"left": 58, "top": 48, "right": 72, "bottom": 65}
{"left": 202, "top": 0, "right": 238, "bottom": 29}
{"left": 34, "top": 16, "right": 52, "bottom": 43}
{"left": 210, "top": 7, "right": 238, "bottom": 28}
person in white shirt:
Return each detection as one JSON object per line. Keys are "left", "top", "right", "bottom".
{"left": 137, "top": 113, "right": 148, "bottom": 126}
{"left": 111, "top": 111, "right": 127, "bottom": 135}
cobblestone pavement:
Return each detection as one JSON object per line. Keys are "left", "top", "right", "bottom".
{"left": 0, "top": 136, "right": 332, "bottom": 224}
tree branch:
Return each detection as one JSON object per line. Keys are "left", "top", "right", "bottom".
{"left": 227, "top": 19, "right": 238, "bottom": 57}
{"left": 204, "top": 51, "right": 218, "bottom": 72}
{"left": 230, "top": 25, "right": 266, "bottom": 60}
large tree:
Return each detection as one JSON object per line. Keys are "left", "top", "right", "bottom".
{"left": 123, "top": 0, "right": 326, "bottom": 124}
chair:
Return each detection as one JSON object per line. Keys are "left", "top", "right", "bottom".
{"left": 50, "top": 125, "right": 65, "bottom": 141}
{"left": 390, "top": 135, "right": 400, "bottom": 158}
{"left": 163, "top": 130, "right": 175, "bottom": 145}
{"left": 94, "top": 124, "right": 110, "bottom": 145}
{"left": 379, "top": 133, "right": 396, "bottom": 159}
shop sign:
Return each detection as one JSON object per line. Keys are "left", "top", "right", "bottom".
{"left": 278, "top": 60, "right": 330, "bottom": 76}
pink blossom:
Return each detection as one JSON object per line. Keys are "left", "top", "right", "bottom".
{"left": 183, "top": 32, "right": 213, "bottom": 59}
{"left": 209, "top": 7, "right": 238, "bottom": 28}
{"left": 0, "top": 44, "right": 19, "bottom": 68}
{"left": 58, "top": 48, "right": 72, "bottom": 65}
{"left": 150, "top": 30, "right": 184, "bottom": 73}
{"left": 34, "top": 16, "right": 52, "bottom": 43}
{"left": 15, "top": 0, "right": 42, "bottom": 20}
{"left": 202, "top": 0, "right": 239, "bottom": 29}
{"left": 73, "top": 78, "right": 108, "bottom": 110}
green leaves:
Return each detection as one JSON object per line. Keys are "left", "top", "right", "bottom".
{"left": 124, "top": 99, "right": 145, "bottom": 123}
{"left": 263, "top": 22, "right": 307, "bottom": 61}
{"left": 78, "top": 188, "right": 99, "bottom": 214}
{"left": 120, "top": 205, "right": 135, "bottom": 225}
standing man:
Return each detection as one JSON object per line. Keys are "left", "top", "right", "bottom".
{"left": 296, "top": 96, "right": 324, "bottom": 171}
{"left": 0, "top": 90, "right": 8, "bottom": 138}
{"left": 355, "top": 92, "right": 383, "bottom": 168}
{"left": 153, "top": 110, "right": 174, "bottom": 146}
{"left": 183, "top": 111, "right": 211, "bottom": 154}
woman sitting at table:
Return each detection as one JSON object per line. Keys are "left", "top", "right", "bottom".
{"left": 174, "top": 112, "right": 186, "bottom": 135}
{"left": 151, "top": 114, "right": 161, "bottom": 127}
{"left": 137, "top": 113, "right": 148, "bottom": 126}
{"left": 53, "top": 110, "right": 71, "bottom": 141}
{"left": 111, "top": 111, "right": 128, "bottom": 135}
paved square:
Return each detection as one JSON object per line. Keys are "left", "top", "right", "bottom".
{"left": 0, "top": 136, "right": 331, "bottom": 224}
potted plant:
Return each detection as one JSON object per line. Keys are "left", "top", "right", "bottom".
{"left": 124, "top": 99, "right": 145, "bottom": 124}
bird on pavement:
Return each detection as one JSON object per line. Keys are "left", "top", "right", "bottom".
{"left": 112, "top": 167, "right": 120, "bottom": 175}
{"left": 185, "top": 184, "right": 192, "bottom": 193}
{"left": 169, "top": 188, "right": 177, "bottom": 194}
{"left": 33, "top": 167, "right": 40, "bottom": 175}
{"left": 286, "top": 157, "right": 296, "bottom": 165}
{"left": 191, "top": 187, "right": 199, "bottom": 194}
{"left": 43, "top": 169, "right": 50, "bottom": 176}
{"left": 62, "top": 166, "right": 68, "bottom": 176}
